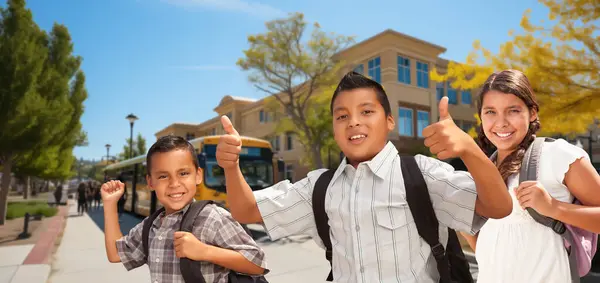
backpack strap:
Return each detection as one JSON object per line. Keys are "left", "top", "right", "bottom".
{"left": 142, "top": 206, "right": 166, "bottom": 260}
{"left": 400, "top": 156, "right": 452, "bottom": 283}
{"left": 312, "top": 169, "right": 336, "bottom": 282}
{"left": 179, "top": 200, "right": 213, "bottom": 283}
{"left": 519, "top": 137, "right": 581, "bottom": 282}
{"left": 519, "top": 137, "right": 566, "bottom": 234}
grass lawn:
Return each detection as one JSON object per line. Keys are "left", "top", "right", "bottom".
{"left": 6, "top": 200, "right": 58, "bottom": 220}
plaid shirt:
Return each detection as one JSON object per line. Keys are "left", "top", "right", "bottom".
{"left": 116, "top": 203, "right": 267, "bottom": 283}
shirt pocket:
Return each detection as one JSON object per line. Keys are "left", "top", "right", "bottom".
{"left": 375, "top": 203, "right": 410, "bottom": 230}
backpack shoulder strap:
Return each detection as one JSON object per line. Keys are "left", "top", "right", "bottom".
{"left": 520, "top": 138, "right": 580, "bottom": 282}
{"left": 179, "top": 201, "right": 212, "bottom": 283}
{"left": 520, "top": 137, "right": 567, "bottom": 234}
{"left": 142, "top": 206, "right": 165, "bottom": 260}
{"left": 312, "top": 169, "right": 335, "bottom": 282}
{"left": 180, "top": 200, "right": 213, "bottom": 232}
{"left": 400, "top": 155, "right": 452, "bottom": 282}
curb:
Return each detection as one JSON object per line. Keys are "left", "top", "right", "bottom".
{"left": 22, "top": 205, "right": 68, "bottom": 265}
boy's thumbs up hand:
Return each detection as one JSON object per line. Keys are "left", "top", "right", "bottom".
{"left": 221, "top": 115, "right": 239, "bottom": 136}
{"left": 422, "top": 97, "right": 476, "bottom": 160}
{"left": 217, "top": 115, "right": 242, "bottom": 170}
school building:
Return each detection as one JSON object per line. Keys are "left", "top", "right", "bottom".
{"left": 153, "top": 29, "right": 600, "bottom": 181}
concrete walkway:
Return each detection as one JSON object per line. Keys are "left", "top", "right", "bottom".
{"left": 46, "top": 201, "right": 329, "bottom": 283}
{"left": 47, "top": 202, "right": 149, "bottom": 283}
{"left": 0, "top": 244, "right": 50, "bottom": 283}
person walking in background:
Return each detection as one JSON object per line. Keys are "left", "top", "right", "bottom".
{"left": 77, "top": 182, "right": 88, "bottom": 215}
{"left": 94, "top": 182, "right": 102, "bottom": 209}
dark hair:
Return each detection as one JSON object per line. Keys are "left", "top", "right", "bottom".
{"left": 146, "top": 135, "right": 198, "bottom": 175}
{"left": 330, "top": 71, "right": 392, "bottom": 117}
{"left": 476, "top": 69, "right": 540, "bottom": 182}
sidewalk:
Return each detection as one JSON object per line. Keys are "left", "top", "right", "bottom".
{"left": 0, "top": 199, "right": 68, "bottom": 283}
{"left": 47, "top": 202, "right": 149, "bottom": 283}
{"left": 46, "top": 201, "right": 329, "bottom": 283}
{"left": 0, "top": 245, "right": 50, "bottom": 283}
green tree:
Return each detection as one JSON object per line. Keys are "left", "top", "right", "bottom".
{"left": 0, "top": 0, "right": 49, "bottom": 224}
{"left": 0, "top": 0, "right": 87, "bottom": 224}
{"left": 237, "top": 12, "right": 354, "bottom": 169}
{"left": 264, "top": 85, "right": 341, "bottom": 169}
{"left": 118, "top": 133, "right": 147, "bottom": 160}
{"left": 432, "top": 0, "right": 600, "bottom": 135}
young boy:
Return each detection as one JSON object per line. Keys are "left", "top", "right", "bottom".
{"left": 216, "top": 71, "right": 513, "bottom": 283}
{"left": 101, "top": 135, "right": 267, "bottom": 283}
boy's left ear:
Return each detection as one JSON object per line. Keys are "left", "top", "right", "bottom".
{"left": 146, "top": 175, "right": 154, "bottom": 191}
{"left": 387, "top": 114, "right": 395, "bottom": 131}
{"left": 196, "top": 168, "right": 203, "bottom": 185}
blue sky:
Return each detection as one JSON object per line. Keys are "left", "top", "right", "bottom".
{"left": 18, "top": 0, "right": 548, "bottom": 161}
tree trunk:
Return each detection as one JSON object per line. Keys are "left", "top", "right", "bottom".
{"left": 0, "top": 153, "right": 14, "bottom": 226}
{"left": 310, "top": 144, "right": 323, "bottom": 169}
{"left": 23, "top": 176, "right": 30, "bottom": 199}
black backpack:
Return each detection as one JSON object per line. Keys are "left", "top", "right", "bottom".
{"left": 312, "top": 155, "right": 474, "bottom": 283}
{"left": 142, "top": 200, "right": 269, "bottom": 283}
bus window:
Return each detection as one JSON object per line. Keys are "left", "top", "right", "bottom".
{"left": 240, "top": 160, "right": 273, "bottom": 191}
{"left": 202, "top": 144, "right": 275, "bottom": 192}
{"left": 204, "top": 160, "right": 226, "bottom": 192}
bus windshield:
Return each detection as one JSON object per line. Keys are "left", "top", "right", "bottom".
{"left": 204, "top": 159, "right": 274, "bottom": 192}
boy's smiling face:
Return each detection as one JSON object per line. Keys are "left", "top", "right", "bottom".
{"left": 332, "top": 88, "right": 395, "bottom": 167}
{"left": 146, "top": 149, "right": 201, "bottom": 215}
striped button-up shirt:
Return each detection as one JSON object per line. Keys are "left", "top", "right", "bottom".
{"left": 116, "top": 203, "right": 267, "bottom": 283}
{"left": 255, "top": 142, "right": 485, "bottom": 283}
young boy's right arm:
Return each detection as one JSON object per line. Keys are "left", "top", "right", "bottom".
{"left": 216, "top": 116, "right": 264, "bottom": 224}
{"left": 217, "top": 116, "right": 324, "bottom": 241}
{"left": 101, "top": 181, "right": 146, "bottom": 270}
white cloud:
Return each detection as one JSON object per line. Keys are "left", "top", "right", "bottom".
{"left": 162, "top": 0, "right": 286, "bottom": 19}
{"left": 170, "top": 65, "right": 238, "bottom": 71}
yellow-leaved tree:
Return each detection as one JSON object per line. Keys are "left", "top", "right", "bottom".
{"left": 432, "top": 0, "right": 599, "bottom": 136}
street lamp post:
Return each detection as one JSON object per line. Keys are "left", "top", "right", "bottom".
{"left": 126, "top": 113, "right": 143, "bottom": 214}
{"left": 126, "top": 114, "right": 139, "bottom": 159}
{"left": 105, "top": 144, "right": 111, "bottom": 164}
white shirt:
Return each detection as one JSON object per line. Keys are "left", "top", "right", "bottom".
{"left": 476, "top": 139, "right": 589, "bottom": 283}
{"left": 254, "top": 142, "right": 486, "bottom": 283}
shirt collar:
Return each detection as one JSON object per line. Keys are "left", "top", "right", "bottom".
{"left": 330, "top": 141, "right": 398, "bottom": 183}
{"left": 151, "top": 201, "right": 193, "bottom": 228}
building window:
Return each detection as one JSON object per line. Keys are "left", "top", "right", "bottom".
{"left": 354, "top": 64, "right": 364, "bottom": 74}
{"left": 285, "top": 132, "right": 293, "bottom": 150}
{"left": 259, "top": 110, "right": 265, "bottom": 123}
{"left": 226, "top": 112, "right": 232, "bottom": 120}
{"left": 447, "top": 82, "right": 458, "bottom": 104}
{"left": 368, "top": 57, "right": 381, "bottom": 83}
{"left": 436, "top": 82, "right": 444, "bottom": 101}
{"left": 397, "top": 56, "right": 411, "bottom": 84}
{"left": 185, "top": 132, "right": 195, "bottom": 140}
{"left": 398, "top": 107, "right": 414, "bottom": 137}
{"left": 417, "top": 111, "right": 430, "bottom": 138}
{"left": 461, "top": 90, "right": 472, "bottom": 105}
{"left": 416, "top": 61, "right": 429, "bottom": 88}
{"left": 270, "top": 135, "right": 280, "bottom": 151}
{"left": 285, "top": 164, "right": 294, "bottom": 182}
{"left": 211, "top": 128, "right": 216, "bottom": 135}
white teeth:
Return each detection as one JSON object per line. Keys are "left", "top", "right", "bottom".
{"left": 169, "top": 193, "right": 183, "bottom": 198}
{"left": 495, "top": 132, "right": 513, "bottom": 138}
{"left": 350, "top": 135, "right": 366, "bottom": 140}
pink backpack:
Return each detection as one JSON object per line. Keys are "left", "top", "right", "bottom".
{"left": 490, "top": 137, "right": 598, "bottom": 280}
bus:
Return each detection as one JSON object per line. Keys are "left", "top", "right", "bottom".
{"left": 104, "top": 135, "right": 285, "bottom": 217}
